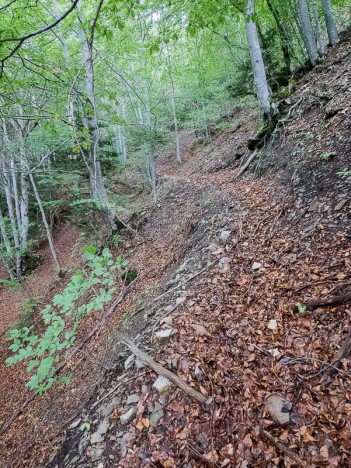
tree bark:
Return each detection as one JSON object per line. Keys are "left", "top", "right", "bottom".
{"left": 297, "top": 0, "right": 319, "bottom": 66}
{"left": 321, "top": 0, "right": 339, "bottom": 46}
{"left": 244, "top": 0, "right": 272, "bottom": 120}
{"left": 266, "top": 0, "right": 292, "bottom": 75}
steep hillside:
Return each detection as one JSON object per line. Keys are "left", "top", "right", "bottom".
{"left": 0, "top": 34, "right": 350, "bottom": 468}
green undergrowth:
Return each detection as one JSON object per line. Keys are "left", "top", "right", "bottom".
{"left": 6, "top": 246, "right": 128, "bottom": 394}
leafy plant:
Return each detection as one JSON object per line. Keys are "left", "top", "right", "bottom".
{"left": 295, "top": 302, "right": 307, "bottom": 314}
{"left": 320, "top": 152, "right": 336, "bottom": 160}
{"left": 6, "top": 247, "right": 128, "bottom": 394}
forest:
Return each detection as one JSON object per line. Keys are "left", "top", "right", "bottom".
{"left": 0, "top": 0, "right": 351, "bottom": 466}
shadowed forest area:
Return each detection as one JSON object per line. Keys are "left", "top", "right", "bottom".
{"left": 0, "top": 0, "right": 351, "bottom": 466}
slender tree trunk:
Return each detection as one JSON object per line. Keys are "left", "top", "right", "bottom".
{"left": 28, "top": 171, "right": 61, "bottom": 272}
{"left": 18, "top": 145, "right": 29, "bottom": 249}
{"left": 77, "top": 17, "right": 117, "bottom": 232}
{"left": 266, "top": 0, "right": 292, "bottom": 75}
{"left": 244, "top": 0, "right": 272, "bottom": 120}
{"left": 0, "top": 205, "right": 15, "bottom": 280}
{"left": 297, "top": 0, "right": 319, "bottom": 66}
{"left": 321, "top": 0, "right": 339, "bottom": 46}
{"left": 310, "top": 0, "right": 325, "bottom": 54}
{"left": 169, "top": 72, "right": 181, "bottom": 164}
{"left": 144, "top": 81, "right": 156, "bottom": 203}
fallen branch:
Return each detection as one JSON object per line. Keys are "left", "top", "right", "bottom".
{"left": 114, "top": 329, "right": 208, "bottom": 404}
{"left": 324, "top": 329, "right": 351, "bottom": 382}
{"left": 236, "top": 149, "right": 258, "bottom": 179}
{"left": 294, "top": 292, "right": 351, "bottom": 312}
{"left": 261, "top": 428, "right": 305, "bottom": 466}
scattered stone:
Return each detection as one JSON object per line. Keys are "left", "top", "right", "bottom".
{"left": 219, "top": 257, "right": 230, "bottom": 271}
{"left": 99, "top": 398, "right": 119, "bottom": 418}
{"left": 152, "top": 376, "right": 172, "bottom": 393}
{"left": 164, "top": 305, "right": 174, "bottom": 312}
{"left": 150, "top": 408, "right": 164, "bottom": 428}
{"left": 126, "top": 394, "right": 140, "bottom": 405}
{"left": 141, "top": 385, "right": 149, "bottom": 394}
{"left": 120, "top": 406, "right": 137, "bottom": 425}
{"left": 252, "top": 261, "right": 262, "bottom": 270}
{"left": 191, "top": 323, "right": 210, "bottom": 336}
{"left": 176, "top": 296, "right": 186, "bottom": 305}
{"left": 158, "top": 394, "right": 167, "bottom": 405}
{"left": 194, "top": 364, "right": 204, "bottom": 381}
{"left": 208, "top": 243, "right": 219, "bottom": 252}
{"left": 135, "top": 359, "right": 145, "bottom": 370}
{"left": 267, "top": 319, "right": 278, "bottom": 330}
{"left": 68, "top": 456, "right": 80, "bottom": 465}
{"left": 177, "top": 259, "right": 191, "bottom": 273}
{"left": 220, "top": 230, "right": 231, "bottom": 242}
{"left": 124, "top": 354, "right": 135, "bottom": 370}
{"left": 97, "top": 463, "right": 104, "bottom": 468}
{"left": 90, "top": 418, "right": 109, "bottom": 445}
{"left": 161, "top": 316, "right": 173, "bottom": 326}
{"left": 265, "top": 394, "right": 290, "bottom": 425}
{"left": 167, "top": 354, "right": 178, "bottom": 369}
{"left": 69, "top": 419, "right": 81, "bottom": 429}
{"left": 155, "top": 328, "right": 178, "bottom": 340}
{"left": 89, "top": 445, "right": 105, "bottom": 462}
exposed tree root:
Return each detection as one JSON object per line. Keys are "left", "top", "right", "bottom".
{"left": 295, "top": 292, "right": 351, "bottom": 311}
{"left": 261, "top": 428, "right": 305, "bottom": 465}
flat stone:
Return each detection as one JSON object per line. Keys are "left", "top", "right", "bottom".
{"left": 89, "top": 446, "right": 105, "bottom": 462}
{"left": 164, "top": 305, "right": 174, "bottom": 312}
{"left": 220, "top": 230, "right": 231, "bottom": 242}
{"left": 120, "top": 406, "right": 137, "bottom": 425}
{"left": 90, "top": 418, "right": 109, "bottom": 444}
{"left": 135, "top": 359, "right": 145, "bottom": 370}
{"left": 155, "top": 328, "right": 178, "bottom": 340}
{"left": 141, "top": 384, "right": 149, "bottom": 394}
{"left": 252, "top": 262, "right": 262, "bottom": 270}
{"left": 124, "top": 354, "right": 135, "bottom": 370}
{"left": 69, "top": 419, "right": 81, "bottom": 429}
{"left": 208, "top": 243, "right": 219, "bottom": 252}
{"left": 176, "top": 296, "right": 186, "bottom": 305}
{"left": 126, "top": 394, "right": 140, "bottom": 405}
{"left": 161, "top": 316, "right": 173, "bottom": 326}
{"left": 265, "top": 394, "right": 290, "bottom": 425}
{"left": 152, "top": 376, "right": 172, "bottom": 393}
{"left": 150, "top": 408, "right": 164, "bottom": 428}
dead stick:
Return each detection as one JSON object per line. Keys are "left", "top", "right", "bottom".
{"left": 261, "top": 429, "right": 304, "bottom": 465}
{"left": 295, "top": 292, "right": 351, "bottom": 312}
{"left": 114, "top": 329, "right": 207, "bottom": 404}
{"left": 324, "top": 329, "right": 351, "bottom": 381}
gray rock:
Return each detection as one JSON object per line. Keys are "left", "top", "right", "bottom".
{"left": 176, "top": 296, "right": 186, "bottom": 305}
{"left": 98, "top": 398, "right": 119, "bottom": 418}
{"left": 135, "top": 359, "right": 145, "bottom": 370}
{"left": 120, "top": 406, "right": 137, "bottom": 425}
{"left": 252, "top": 261, "right": 262, "bottom": 270}
{"left": 265, "top": 394, "right": 290, "bottom": 425}
{"left": 124, "top": 354, "right": 135, "bottom": 370}
{"left": 126, "top": 394, "right": 140, "bottom": 405}
{"left": 90, "top": 418, "right": 109, "bottom": 444}
{"left": 150, "top": 408, "right": 164, "bottom": 428}
{"left": 89, "top": 445, "right": 105, "bottom": 462}
{"left": 141, "top": 384, "right": 149, "bottom": 394}
{"left": 69, "top": 419, "right": 81, "bottom": 429}
{"left": 152, "top": 376, "right": 171, "bottom": 393}
{"left": 155, "top": 328, "right": 178, "bottom": 340}
{"left": 219, "top": 257, "right": 230, "bottom": 270}
{"left": 220, "top": 230, "right": 231, "bottom": 242}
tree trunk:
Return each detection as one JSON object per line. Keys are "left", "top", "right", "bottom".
{"left": 297, "top": 0, "right": 319, "bottom": 66}
{"left": 244, "top": 0, "right": 272, "bottom": 120}
{"left": 169, "top": 72, "right": 181, "bottom": 164}
{"left": 28, "top": 171, "right": 61, "bottom": 272}
{"left": 144, "top": 81, "right": 157, "bottom": 203}
{"left": 321, "top": 0, "right": 339, "bottom": 46}
{"left": 266, "top": 0, "right": 292, "bottom": 75}
{"left": 77, "top": 17, "right": 117, "bottom": 232}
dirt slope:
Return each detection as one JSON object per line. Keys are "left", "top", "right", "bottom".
{"left": 0, "top": 34, "right": 350, "bottom": 468}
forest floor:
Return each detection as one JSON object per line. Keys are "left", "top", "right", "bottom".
{"left": 0, "top": 33, "right": 350, "bottom": 467}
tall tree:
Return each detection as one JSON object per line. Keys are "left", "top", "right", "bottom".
{"left": 321, "top": 0, "right": 340, "bottom": 46}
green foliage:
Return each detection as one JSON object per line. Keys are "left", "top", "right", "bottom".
{"left": 6, "top": 247, "right": 128, "bottom": 395}
{"left": 295, "top": 303, "right": 307, "bottom": 314}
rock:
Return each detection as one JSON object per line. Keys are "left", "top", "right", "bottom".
{"left": 220, "top": 230, "right": 231, "bottom": 242}
{"left": 161, "top": 316, "right": 173, "bottom": 326}
{"left": 141, "top": 384, "right": 149, "bottom": 394}
{"left": 252, "top": 261, "right": 262, "bottom": 270}
{"left": 126, "top": 394, "right": 140, "bottom": 405}
{"left": 69, "top": 418, "right": 81, "bottom": 429}
{"left": 120, "top": 407, "right": 137, "bottom": 425}
{"left": 155, "top": 328, "right": 178, "bottom": 340}
{"left": 89, "top": 445, "right": 105, "bottom": 462}
{"left": 124, "top": 354, "right": 135, "bottom": 370}
{"left": 152, "top": 376, "right": 171, "bottom": 393}
{"left": 97, "top": 463, "right": 104, "bottom": 468}
{"left": 219, "top": 257, "right": 230, "bottom": 271}
{"left": 194, "top": 365, "right": 204, "bottom": 381}
{"left": 191, "top": 323, "right": 210, "bottom": 336}
{"left": 164, "top": 305, "right": 174, "bottom": 312}
{"left": 135, "top": 359, "right": 145, "bottom": 370}
{"left": 265, "top": 394, "right": 290, "bottom": 425}
{"left": 176, "top": 296, "right": 186, "bottom": 305}
{"left": 150, "top": 408, "right": 164, "bottom": 428}
{"left": 267, "top": 319, "right": 278, "bottom": 330}
{"left": 90, "top": 418, "right": 109, "bottom": 444}
{"left": 177, "top": 259, "right": 191, "bottom": 273}
{"left": 99, "top": 398, "right": 119, "bottom": 418}
{"left": 208, "top": 243, "right": 219, "bottom": 252}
